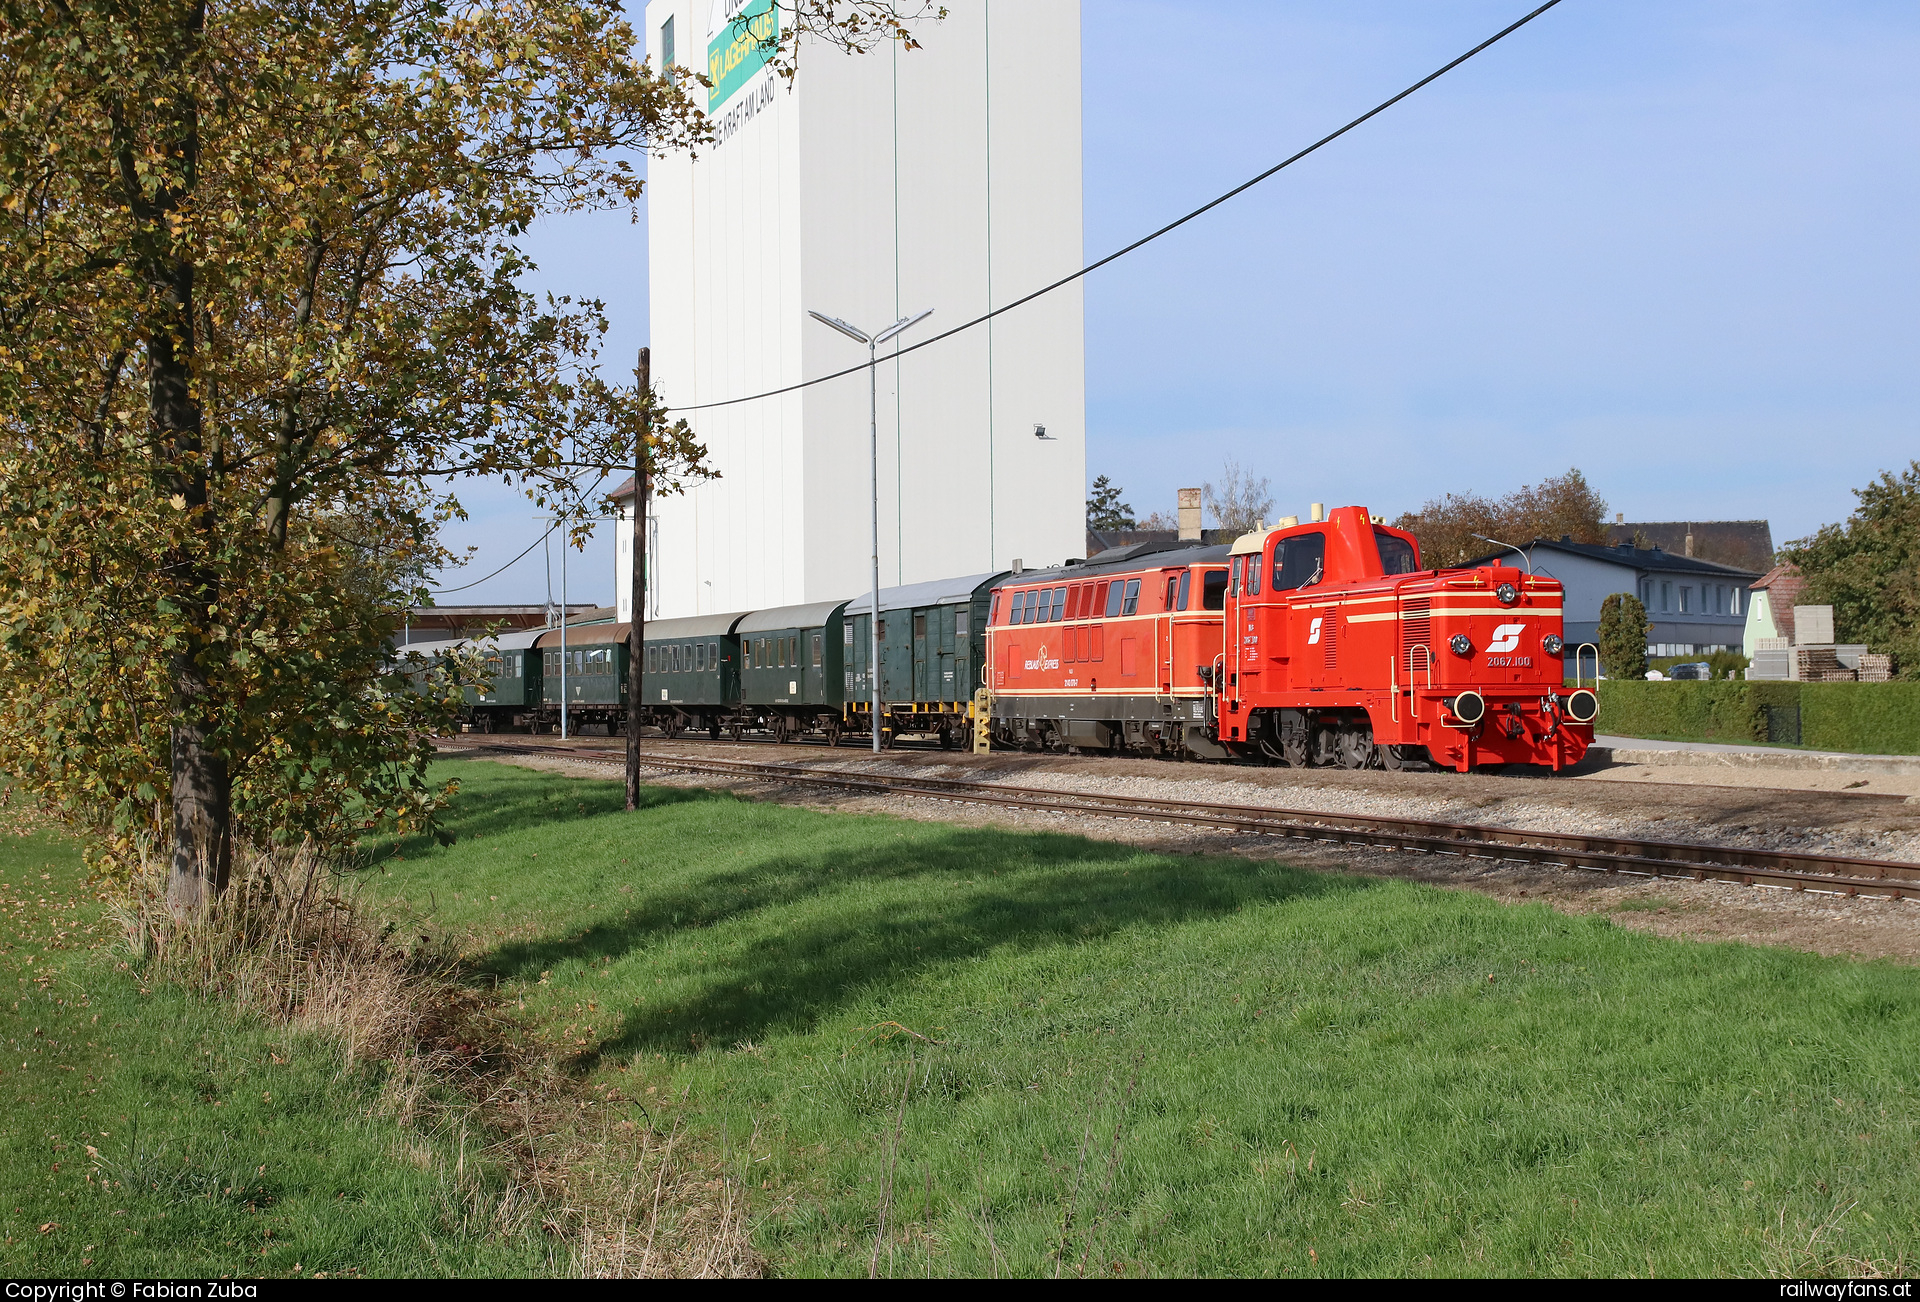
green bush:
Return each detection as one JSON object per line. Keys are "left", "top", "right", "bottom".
{"left": 1591, "top": 680, "right": 1920, "bottom": 754}
{"left": 1597, "top": 592, "right": 1649, "bottom": 681}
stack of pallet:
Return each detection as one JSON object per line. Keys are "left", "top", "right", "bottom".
{"left": 1858, "top": 653, "right": 1894, "bottom": 682}
{"left": 1796, "top": 648, "right": 1857, "bottom": 682}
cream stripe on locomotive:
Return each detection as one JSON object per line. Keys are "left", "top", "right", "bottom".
{"left": 1345, "top": 606, "right": 1564, "bottom": 623}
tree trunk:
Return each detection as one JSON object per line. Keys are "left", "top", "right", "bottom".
{"left": 626, "top": 347, "right": 651, "bottom": 811}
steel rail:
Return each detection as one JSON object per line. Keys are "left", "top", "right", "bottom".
{"left": 460, "top": 741, "right": 1920, "bottom": 901}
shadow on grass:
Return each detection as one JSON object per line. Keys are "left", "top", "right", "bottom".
{"left": 477, "top": 823, "right": 1376, "bottom": 1057}
{"left": 367, "top": 760, "right": 727, "bottom": 860}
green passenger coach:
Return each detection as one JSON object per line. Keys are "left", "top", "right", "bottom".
{"left": 843, "top": 573, "right": 1002, "bottom": 747}
{"left": 734, "top": 600, "right": 851, "bottom": 743}
{"left": 634, "top": 611, "right": 748, "bottom": 737}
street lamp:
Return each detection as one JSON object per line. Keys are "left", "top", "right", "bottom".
{"left": 807, "top": 307, "right": 933, "bottom": 753}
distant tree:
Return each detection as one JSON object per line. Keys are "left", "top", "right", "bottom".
{"left": 1781, "top": 462, "right": 1920, "bottom": 679}
{"left": 1086, "top": 475, "right": 1136, "bottom": 531}
{"left": 1394, "top": 469, "right": 1610, "bottom": 569}
{"left": 1597, "top": 593, "right": 1651, "bottom": 681}
{"left": 1137, "top": 509, "right": 1177, "bottom": 531}
{"left": 1204, "top": 458, "right": 1274, "bottom": 535}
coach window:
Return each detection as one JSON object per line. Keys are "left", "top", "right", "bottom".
{"left": 1272, "top": 532, "right": 1327, "bottom": 592}
{"left": 1248, "top": 554, "right": 1263, "bottom": 595}
{"left": 692, "top": 643, "right": 703, "bottom": 672}
{"left": 1121, "top": 578, "right": 1141, "bottom": 615}
{"left": 1202, "top": 569, "right": 1228, "bottom": 610}
{"left": 811, "top": 634, "right": 822, "bottom": 667}
{"left": 1374, "top": 529, "right": 1418, "bottom": 574}
{"left": 681, "top": 644, "right": 692, "bottom": 672}
{"left": 956, "top": 610, "right": 970, "bottom": 638}
{"left": 1176, "top": 570, "right": 1191, "bottom": 611}
{"left": 1052, "top": 586, "right": 1068, "bottom": 620}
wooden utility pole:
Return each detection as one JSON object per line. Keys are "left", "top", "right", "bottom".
{"left": 625, "top": 347, "right": 651, "bottom": 811}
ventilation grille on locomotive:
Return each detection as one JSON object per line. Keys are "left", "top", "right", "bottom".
{"left": 1401, "top": 597, "right": 1432, "bottom": 677}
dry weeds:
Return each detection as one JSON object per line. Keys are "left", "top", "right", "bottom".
{"left": 116, "top": 843, "right": 762, "bottom": 1278}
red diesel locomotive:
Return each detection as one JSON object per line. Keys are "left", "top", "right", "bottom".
{"left": 984, "top": 505, "right": 1597, "bottom": 771}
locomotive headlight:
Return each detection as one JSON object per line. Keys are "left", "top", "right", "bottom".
{"left": 1542, "top": 634, "right": 1564, "bottom": 656}
{"left": 1495, "top": 582, "right": 1518, "bottom": 605}
{"left": 1449, "top": 633, "right": 1472, "bottom": 657}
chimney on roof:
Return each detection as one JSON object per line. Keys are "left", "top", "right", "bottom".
{"left": 1685, "top": 526, "right": 1695, "bottom": 558}
{"left": 1615, "top": 512, "right": 1623, "bottom": 524}
{"left": 1177, "top": 488, "right": 1202, "bottom": 541}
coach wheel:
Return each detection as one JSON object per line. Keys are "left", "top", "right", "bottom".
{"left": 937, "top": 722, "right": 954, "bottom": 751}
{"left": 662, "top": 716, "right": 682, "bottom": 739}
{"left": 708, "top": 718, "right": 722, "bottom": 740}
{"left": 728, "top": 722, "right": 745, "bottom": 742}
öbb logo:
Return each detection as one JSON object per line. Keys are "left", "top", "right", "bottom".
{"left": 1487, "top": 623, "right": 1526, "bottom": 654}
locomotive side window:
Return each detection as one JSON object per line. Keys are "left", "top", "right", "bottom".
{"left": 1104, "top": 580, "right": 1124, "bottom": 618}
{"left": 1164, "top": 575, "right": 1178, "bottom": 609}
{"left": 1009, "top": 592, "right": 1025, "bottom": 624}
{"left": 1202, "top": 570, "right": 1228, "bottom": 610}
{"left": 1248, "top": 555, "right": 1262, "bottom": 595}
{"left": 1271, "top": 533, "right": 1327, "bottom": 592}
{"left": 1229, "top": 555, "right": 1242, "bottom": 597}
{"left": 1122, "top": 578, "right": 1141, "bottom": 615}
{"left": 1177, "top": 570, "right": 1191, "bottom": 611}
{"left": 1052, "top": 586, "right": 1068, "bottom": 620}
{"left": 1374, "top": 529, "right": 1418, "bottom": 574}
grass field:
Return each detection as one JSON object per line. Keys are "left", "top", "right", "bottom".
{"left": 364, "top": 760, "right": 1920, "bottom": 1277}
{"left": 0, "top": 817, "right": 552, "bottom": 1277}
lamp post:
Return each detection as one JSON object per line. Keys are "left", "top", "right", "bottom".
{"left": 806, "top": 308, "right": 933, "bottom": 753}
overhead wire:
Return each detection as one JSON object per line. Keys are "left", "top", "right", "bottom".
{"left": 671, "top": 0, "right": 1566, "bottom": 414}
{"left": 427, "top": 470, "right": 610, "bottom": 596}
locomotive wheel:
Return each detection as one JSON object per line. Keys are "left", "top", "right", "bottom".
{"left": 1337, "top": 726, "right": 1373, "bottom": 770}
{"left": 1281, "top": 736, "right": 1308, "bottom": 768}
{"left": 1310, "top": 728, "right": 1338, "bottom": 768}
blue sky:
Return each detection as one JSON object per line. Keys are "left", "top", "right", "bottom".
{"left": 433, "top": 0, "right": 1920, "bottom": 604}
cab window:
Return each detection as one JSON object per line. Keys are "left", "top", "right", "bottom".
{"left": 1272, "top": 533, "right": 1327, "bottom": 592}
{"left": 1176, "top": 570, "right": 1191, "bottom": 611}
{"left": 1164, "top": 574, "right": 1178, "bottom": 609}
{"left": 1375, "top": 529, "right": 1418, "bottom": 574}
{"left": 1202, "top": 569, "right": 1228, "bottom": 610}
{"left": 1248, "top": 554, "right": 1263, "bottom": 595}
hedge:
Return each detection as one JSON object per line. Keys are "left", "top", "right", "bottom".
{"left": 1590, "top": 680, "right": 1920, "bottom": 755}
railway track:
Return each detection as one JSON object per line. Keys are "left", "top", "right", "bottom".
{"left": 460, "top": 740, "right": 1920, "bottom": 903}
